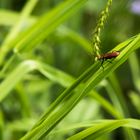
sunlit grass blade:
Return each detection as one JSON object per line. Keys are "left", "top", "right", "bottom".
{"left": 0, "top": 10, "right": 19, "bottom": 26}
{"left": 20, "top": 34, "right": 140, "bottom": 139}
{"left": 0, "top": 0, "right": 38, "bottom": 64}
{"left": 0, "top": 59, "right": 121, "bottom": 120}
{"left": 0, "top": 9, "right": 36, "bottom": 26}
{"left": 0, "top": 0, "right": 88, "bottom": 65}
{"left": 0, "top": 34, "right": 139, "bottom": 139}
{"left": 0, "top": 60, "right": 74, "bottom": 102}
{"left": 0, "top": 61, "right": 37, "bottom": 102}
{"left": 1, "top": 1, "right": 140, "bottom": 140}
{"left": 13, "top": 0, "right": 87, "bottom": 52}
{"left": 67, "top": 119, "right": 140, "bottom": 140}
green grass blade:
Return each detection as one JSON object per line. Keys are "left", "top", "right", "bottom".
{"left": 0, "top": 61, "right": 37, "bottom": 102}
{"left": 0, "top": 0, "right": 87, "bottom": 64}
{"left": 89, "top": 91, "right": 121, "bottom": 118}
{"left": 13, "top": 0, "right": 87, "bottom": 52}
{"left": 0, "top": 60, "right": 75, "bottom": 102}
{"left": 129, "top": 52, "right": 140, "bottom": 92}
{"left": 67, "top": 119, "right": 140, "bottom": 140}
{"left": 20, "top": 34, "right": 140, "bottom": 139}
{"left": 0, "top": 9, "right": 36, "bottom": 26}
{"left": 0, "top": 10, "right": 19, "bottom": 26}
{"left": 105, "top": 75, "right": 137, "bottom": 140}
{"left": 0, "top": 59, "right": 120, "bottom": 120}
{"left": 0, "top": 0, "right": 38, "bottom": 64}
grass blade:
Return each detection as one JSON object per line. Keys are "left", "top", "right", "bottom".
{"left": 67, "top": 119, "right": 140, "bottom": 140}
{"left": 20, "top": 34, "right": 140, "bottom": 139}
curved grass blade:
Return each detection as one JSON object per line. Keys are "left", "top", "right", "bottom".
{"left": 0, "top": 34, "right": 139, "bottom": 139}
{"left": 67, "top": 119, "right": 140, "bottom": 140}
{"left": 0, "top": 0, "right": 87, "bottom": 65}
{"left": 0, "top": 60, "right": 121, "bottom": 119}
{"left": 13, "top": 0, "right": 87, "bottom": 52}
{"left": 0, "top": 60, "right": 74, "bottom": 102}
{"left": 20, "top": 34, "right": 140, "bottom": 139}
{"left": 0, "top": 0, "right": 38, "bottom": 64}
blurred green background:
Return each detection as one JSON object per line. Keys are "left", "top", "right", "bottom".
{"left": 0, "top": 0, "right": 140, "bottom": 140}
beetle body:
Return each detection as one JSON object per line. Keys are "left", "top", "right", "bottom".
{"left": 97, "top": 51, "right": 120, "bottom": 60}
{"left": 97, "top": 51, "right": 120, "bottom": 68}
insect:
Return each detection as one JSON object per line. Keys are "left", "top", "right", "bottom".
{"left": 96, "top": 51, "right": 120, "bottom": 68}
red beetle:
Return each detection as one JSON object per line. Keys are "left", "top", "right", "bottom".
{"left": 97, "top": 51, "right": 120, "bottom": 68}
{"left": 97, "top": 51, "right": 120, "bottom": 60}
